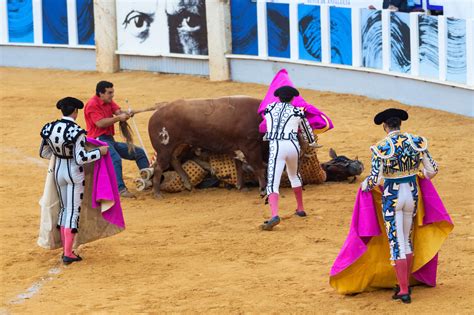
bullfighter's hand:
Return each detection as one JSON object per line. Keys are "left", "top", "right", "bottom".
{"left": 99, "top": 146, "right": 109, "bottom": 156}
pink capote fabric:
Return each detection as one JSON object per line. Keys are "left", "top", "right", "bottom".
{"left": 330, "top": 178, "right": 452, "bottom": 287}
{"left": 87, "top": 138, "right": 125, "bottom": 228}
{"left": 257, "top": 69, "right": 334, "bottom": 133}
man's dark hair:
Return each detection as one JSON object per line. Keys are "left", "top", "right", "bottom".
{"left": 279, "top": 95, "right": 294, "bottom": 103}
{"left": 96, "top": 81, "right": 113, "bottom": 96}
{"left": 385, "top": 117, "right": 401, "bottom": 129}
{"left": 59, "top": 104, "right": 76, "bottom": 116}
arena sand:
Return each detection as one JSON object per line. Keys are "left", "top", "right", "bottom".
{"left": 0, "top": 68, "right": 473, "bottom": 314}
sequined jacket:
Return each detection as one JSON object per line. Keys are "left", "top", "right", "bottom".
{"left": 363, "top": 130, "right": 438, "bottom": 190}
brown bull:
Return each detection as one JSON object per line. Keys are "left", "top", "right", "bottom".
{"left": 148, "top": 96, "right": 267, "bottom": 198}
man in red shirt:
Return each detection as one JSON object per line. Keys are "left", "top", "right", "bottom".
{"left": 85, "top": 81, "right": 149, "bottom": 198}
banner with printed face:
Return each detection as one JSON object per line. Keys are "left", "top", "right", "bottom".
{"left": 116, "top": 0, "right": 208, "bottom": 55}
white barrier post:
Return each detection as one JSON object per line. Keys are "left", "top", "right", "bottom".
{"left": 206, "top": 0, "right": 231, "bottom": 81}
{"left": 321, "top": 4, "right": 330, "bottom": 64}
{"left": 32, "top": 0, "right": 43, "bottom": 44}
{"left": 352, "top": 7, "right": 361, "bottom": 68}
{"left": 438, "top": 15, "right": 447, "bottom": 81}
{"left": 257, "top": 0, "right": 268, "bottom": 58}
{"left": 466, "top": 19, "right": 474, "bottom": 86}
{"left": 0, "top": 0, "right": 8, "bottom": 44}
{"left": 66, "top": 0, "right": 78, "bottom": 46}
{"left": 382, "top": 9, "right": 391, "bottom": 72}
{"left": 410, "top": 12, "right": 422, "bottom": 76}
{"left": 94, "top": 0, "right": 119, "bottom": 73}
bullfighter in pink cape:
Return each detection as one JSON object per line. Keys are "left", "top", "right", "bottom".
{"left": 258, "top": 69, "right": 333, "bottom": 231}
{"left": 330, "top": 108, "right": 453, "bottom": 304}
{"left": 257, "top": 69, "right": 334, "bottom": 134}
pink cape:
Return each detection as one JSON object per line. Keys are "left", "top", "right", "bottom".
{"left": 257, "top": 69, "right": 334, "bottom": 134}
{"left": 88, "top": 138, "right": 125, "bottom": 228}
{"left": 329, "top": 177, "right": 453, "bottom": 293}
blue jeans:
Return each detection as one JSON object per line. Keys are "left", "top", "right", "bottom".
{"left": 97, "top": 135, "right": 149, "bottom": 191}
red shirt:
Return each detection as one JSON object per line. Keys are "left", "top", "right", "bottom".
{"left": 84, "top": 95, "right": 121, "bottom": 138}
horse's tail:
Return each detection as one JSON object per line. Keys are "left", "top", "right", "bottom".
{"left": 119, "top": 121, "right": 136, "bottom": 154}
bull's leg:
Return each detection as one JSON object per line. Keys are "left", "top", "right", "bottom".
{"left": 153, "top": 163, "right": 164, "bottom": 199}
{"left": 171, "top": 156, "right": 192, "bottom": 191}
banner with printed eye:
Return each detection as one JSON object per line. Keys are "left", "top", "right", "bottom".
{"left": 76, "top": 0, "right": 94, "bottom": 45}
{"left": 116, "top": 0, "right": 161, "bottom": 54}
{"left": 390, "top": 12, "right": 411, "bottom": 73}
{"left": 7, "top": 0, "right": 34, "bottom": 43}
{"left": 330, "top": 6, "right": 352, "bottom": 66}
{"left": 230, "top": 0, "right": 258, "bottom": 55}
{"left": 116, "top": 0, "right": 208, "bottom": 55}
{"left": 361, "top": 9, "right": 382, "bottom": 70}
{"left": 42, "top": 0, "right": 69, "bottom": 44}
{"left": 298, "top": 4, "right": 321, "bottom": 62}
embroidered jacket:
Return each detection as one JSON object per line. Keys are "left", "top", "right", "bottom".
{"left": 364, "top": 130, "right": 438, "bottom": 190}
{"left": 263, "top": 102, "right": 316, "bottom": 145}
{"left": 40, "top": 118, "right": 101, "bottom": 165}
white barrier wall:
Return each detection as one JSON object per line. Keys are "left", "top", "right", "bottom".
{"left": 0, "top": 0, "right": 472, "bottom": 116}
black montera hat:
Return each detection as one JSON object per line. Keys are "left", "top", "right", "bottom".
{"left": 374, "top": 108, "right": 408, "bottom": 125}
{"left": 274, "top": 85, "right": 300, "bottom": 98}
{"left": 56, "top": 97, "right": 84, "bottom": 110}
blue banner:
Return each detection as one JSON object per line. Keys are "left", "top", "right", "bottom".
{"left": 77, "top": 0, "right": 94, "bottom": 45}
{"left": 42, "top": 0, "right": 69, "bottom": 44}
{"left": 298, "top": 4, "right": 321, "bottom": 62}
{"left": 7, "top": 0, "right": 34, "bottom": 43}
{"left": 267, "top": 2, "right": 290, "bottom": 58}
{"left": 231, "top": 0, "right": 258, "bottom": 55}
{"left": 330, "top": 6, "right": 352, "bottom": 65}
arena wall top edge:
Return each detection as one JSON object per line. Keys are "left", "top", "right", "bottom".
{"left": 1, "top": 0, "right": 472, "bottom": 116}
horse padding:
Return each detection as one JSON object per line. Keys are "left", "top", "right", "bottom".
{"left": 160, "top": 160, "right": 208, "bottom": 193}
{"left": 281, "top": 146, "right": 327, "bottom": 187}
{"left": 209, "top": 154, "right": 238, "bottom": 186}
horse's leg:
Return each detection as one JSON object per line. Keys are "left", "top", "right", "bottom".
{"left": 235, "top": 159, "right": 244, "bottom": 190}
{"left": 241, "top": 148, "right": 267, "bottom": 195}
{"left": 153, "top": 163, "right": 164, "bottom": 199}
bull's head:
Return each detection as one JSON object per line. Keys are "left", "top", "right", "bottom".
{"left": 321, "top": 148, "right": 364, "bottom": 182}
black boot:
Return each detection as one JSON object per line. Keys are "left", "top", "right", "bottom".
{"left": 392, "top": 293, "right": 411, "bottom": 304}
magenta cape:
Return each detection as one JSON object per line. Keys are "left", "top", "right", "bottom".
{"left": 257, "top": 69, "right": 334, "bottom": 134}
{"left": 88, "top": 138, "right": 125, "bottom": 228}
{"left": 329, "top": 177, "right": 453, "bottom": 294}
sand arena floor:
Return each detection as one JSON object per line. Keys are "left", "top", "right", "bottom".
{"left": 0, "top": 68, "right": 473, "bottom": 313}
